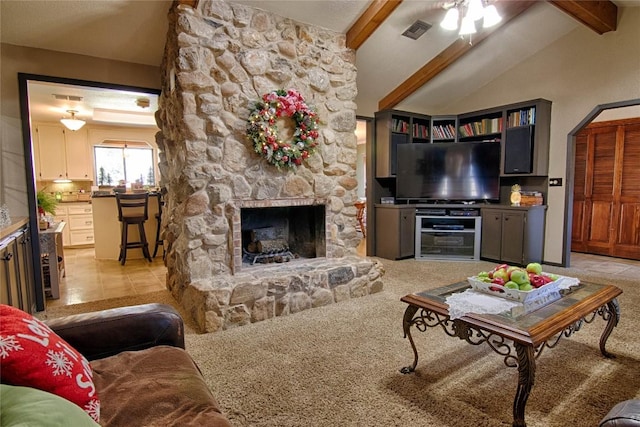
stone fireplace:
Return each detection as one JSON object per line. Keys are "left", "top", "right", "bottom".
{"left": 155, "top": 0, "right": 384, "bottom": 333}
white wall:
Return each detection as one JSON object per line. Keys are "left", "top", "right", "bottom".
{"left": 443, "top": 7, "right": 640, "bottom": 264}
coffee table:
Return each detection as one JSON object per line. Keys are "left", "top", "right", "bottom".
{"left": 400, "top": 280, "right": 622, "bottom": 427}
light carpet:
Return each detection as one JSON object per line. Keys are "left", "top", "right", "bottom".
{"left": 43, "top": 258, "right": 640, "bottom": 426}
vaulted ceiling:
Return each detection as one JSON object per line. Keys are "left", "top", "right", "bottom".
{"left": 1, "top": 0, "right": 632, "bottom": 121}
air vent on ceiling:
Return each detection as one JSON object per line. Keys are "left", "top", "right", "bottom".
{"left": 402, "top": 20, "right": 432, "bottom": 40}
{"left": 53, "top": 94, "right": 83, "bottom": 102}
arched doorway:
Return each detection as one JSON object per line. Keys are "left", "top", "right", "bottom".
{"left": 563, "top": 99, "right": 640, "bottom": 267}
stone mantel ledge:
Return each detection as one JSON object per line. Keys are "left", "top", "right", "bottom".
{"left": 172, "top": 256, "right": 385, "bottom": 333}
{"left": 230, "top": 198, "right": 328, "bottom": 208}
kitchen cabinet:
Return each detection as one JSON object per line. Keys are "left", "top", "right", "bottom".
{"left": 54, "top": 203, "right": 94, "bottom": 247}
{"left": 375, "top": 205, "right": 415, "bottom": 260}
{"left": 1, "top": 220, "right": 36, "bottom": 314}
{"left": 65, "top": 127, "right": 92, "bottom": 179}
{"left": 34, "top": 123, "right": 92, "bottom": 181}
{"left": 480, "top": 206, "right": 546, "bottom": 265}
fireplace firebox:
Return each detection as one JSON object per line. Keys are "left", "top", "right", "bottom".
{"left": 241, "top": 205, "right": 326, "bottom": 266}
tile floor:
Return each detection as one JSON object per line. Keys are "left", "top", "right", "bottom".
{"left": 46, "top": 247, "right": 168, "bottom": 308}
{"left": 568, "top": 251, "right": 640, "bottom": 280}
{"left": 46, "top": 246, "right": 639, "bottom": 308}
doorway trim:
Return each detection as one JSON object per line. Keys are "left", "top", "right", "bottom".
{"left": 17, "top": 72, "right": 160, "bottom": 311}
{"left": 562, "top": 98, "right": 640, "bottom": 268}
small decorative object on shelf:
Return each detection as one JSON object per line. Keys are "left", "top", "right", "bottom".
{"left": 520, "top": 191, "right": 544, "bottom": 206}
{"left": 247, "top": 89, "right": 319, "bottom": 170}
{"left": 510, "top": 184, "right": 521, "bottom": 206}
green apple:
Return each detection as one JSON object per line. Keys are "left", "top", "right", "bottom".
{"left": 526, "top": 262, "right": 542, "bottom": 275}
{"left": 507, "top": 266, "right": 520, "bottom": 275}
{"left": 519, "top": 283, "right": 533, "bottom": 292}
{"left": 510, "top": 269, "right": 530, "bottom": 286}
{"left": 504, "top": 281, "right": 519, "bottom": 290}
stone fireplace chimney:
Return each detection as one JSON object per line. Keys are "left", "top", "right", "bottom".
{"left": 155, "top": 0, "right": 384, "bottom": 332}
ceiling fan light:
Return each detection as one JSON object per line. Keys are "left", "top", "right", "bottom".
{"left": 459, "top": 15, "right": 477, "bottom": 35}
{"left": 483, "top": 4, "right": 502, "bottom": 28}
{"left": 440, "top": 7, "right": 459, "bottom": 31}
{"left": 466, "top": 0, "right": 485, "bottom": 21}
{"left": 60, "top": 110, "right": 86, "bottom": 131}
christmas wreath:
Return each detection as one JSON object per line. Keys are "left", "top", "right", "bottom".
{"left": 247, "top": 89, "right": 319, "bottom": 169}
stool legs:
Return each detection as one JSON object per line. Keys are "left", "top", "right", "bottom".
{"left": 152, "top": 213, "right": 164, "bottom": 259}
{"left": 119, "top": 220, "right": 152, "bottom": 265}
{"left": 138, "top": 222, "right": 152, "bottom": 262}
{"left": 118, "top": 222, "right": 128, "bottom": 265}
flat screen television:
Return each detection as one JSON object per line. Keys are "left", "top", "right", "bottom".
{"left": 395, "top": 142, "right": 501, "bottom": 202}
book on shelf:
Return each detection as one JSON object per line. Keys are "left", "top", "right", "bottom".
{"left": 458, "top": 117, "right": 503, "bottom": 137}
{"left": 413, "top": 123, "right": 429, "bottom": 139}
{"left": 392, "top": 118, "right": 409, "bottom": 133}
{"left": 508, "top": 107, "right": 536, "bottom": 127}
{"left": 432, "top": 124, "right": 456, "bottom": 140}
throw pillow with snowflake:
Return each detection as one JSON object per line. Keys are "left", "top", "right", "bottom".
{"left": 0, "top": 304, "right": 100, "bottom": 422}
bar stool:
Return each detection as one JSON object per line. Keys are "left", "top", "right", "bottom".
{"left": 116, "top": 192, "right": 153, "bottom": 265}
{"left": 152, "top": 193, "right": 165, "bottom": 259}
{"left": 355, "top": 200, "right": 366, "bottom": 238}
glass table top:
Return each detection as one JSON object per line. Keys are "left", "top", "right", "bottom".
{"left": 412, "top": 280, "right": 615, "bottom": 331}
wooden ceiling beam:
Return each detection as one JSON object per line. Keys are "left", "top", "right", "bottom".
{"left": 346, "top": 0, "right": 403, "bottom": 50}
{"left": 548, "top": 1, "right": 617, "bottom": 34}
{"left": 378, "top": 0, "right": 536, "bottom": 111}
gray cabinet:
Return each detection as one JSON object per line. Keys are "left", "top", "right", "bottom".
{"left": 1, "top": 222, "right": 36, "bottom": 313}
{"left": 375, "top": 206, "right": 415, "bottom": 260}
{"left": 481, "top": 206, "right": 545, "bottom": 265}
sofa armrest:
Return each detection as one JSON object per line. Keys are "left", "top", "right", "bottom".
{"left": 45, "top": 303, "right": 185, "bottom": 361}
{"left": 600, "top": 400, "right": 640, "bottom": 427}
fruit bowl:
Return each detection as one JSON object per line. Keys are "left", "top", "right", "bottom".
{"left": 467, "top": 274, "right": 580, "bottom": 303}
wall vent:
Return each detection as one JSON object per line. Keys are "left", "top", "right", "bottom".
{"left": 53, "top": 94, "right": 83, "bottom": 102}
{"left": 402, "top": 20, "right": 432, "bottom": 40}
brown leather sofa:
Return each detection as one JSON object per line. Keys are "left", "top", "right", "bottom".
{"left": 600, "top": 400, "right": 640, "bottom": 427}
{"left": 45, "top": 303, "right": 232, "bottom": 427}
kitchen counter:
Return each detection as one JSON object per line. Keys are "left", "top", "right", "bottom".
{"left": 1, "top": 217, "right": 29, "bottom": 240}
{"left": 91, "top": 191, "right": 161, "bottom": 198}
{"left": 92, "top": 193, "right": 160, "bottom": 260}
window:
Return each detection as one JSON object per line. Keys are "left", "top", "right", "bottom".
{"left": 94, "top": 145, "right": 155, "bottom": 186}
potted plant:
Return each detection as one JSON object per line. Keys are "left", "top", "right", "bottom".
{"left": 37, "top": 190, "right": 58, "bottom": 218}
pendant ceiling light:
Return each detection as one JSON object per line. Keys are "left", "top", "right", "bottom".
{"left": 60, "top": 110, "right": 86, "bottom": 131}
{"left": 440, "top": 0, "right": 502, "bottom": 36}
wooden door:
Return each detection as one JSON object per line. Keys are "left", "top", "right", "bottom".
{"left": 572, "top": 118, "right": 640, "bottom": 259}
{"left": 614, "top": 122, "right": 640, "bottom": 258}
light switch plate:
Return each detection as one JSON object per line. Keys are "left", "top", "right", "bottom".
{"left": 549, "top": 178, "right": 563, "bottom": 187}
